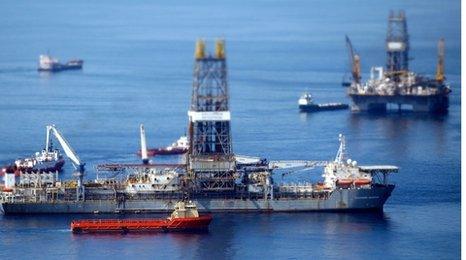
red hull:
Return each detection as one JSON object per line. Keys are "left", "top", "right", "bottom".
{"left": 1, "top": 159, "right": 65, "bottom": 176}
{"left": 137, "top": 147, "right": 188, "bottom": 156}
{"left": 71, "top": 215, "right": 212, "bottom": 234}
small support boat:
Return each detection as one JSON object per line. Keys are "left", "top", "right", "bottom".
{"left": 298, "top": 92, "right": 349, "bottom": 112}
{"left": 1, "top": 148, "right": 64, "bottom": 175}
{"left": 71, "top": 201, "right": 212, "bottom": 234}
{"left": 137, "top": 136, "right": 189, "bottom": 156}
{"left": 38, "top": 54, "right": 83, "bottom": 72}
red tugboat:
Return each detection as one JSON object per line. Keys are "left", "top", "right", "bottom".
{"left": 71, "top": 201, "right": 212, "bottom": 234}
{"left": 137, "top": 136, "right": 189, "bottom": 156}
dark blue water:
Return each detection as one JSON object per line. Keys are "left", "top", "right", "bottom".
{"left": 0, "top": 0, "right": 460, "bottom": 259}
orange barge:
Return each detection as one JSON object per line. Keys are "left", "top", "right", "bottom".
{"left": 71, "top": 201, "right": 212, "bottom": 234}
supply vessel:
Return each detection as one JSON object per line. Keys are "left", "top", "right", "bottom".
{"left": 298, "top": 92, "right": 349, "bottom": 112}
{"left": 71, "top": 201, "right": 212, "bottom": 234}
{"left": 38, "top": 54, "right": 83, "bottom": 72}
{"left": 0, "top": 40, "right": 398, "bottom": 214}
{"left": 1, "top": 127, "right": 65, "bottom": 175}
{"left": 345, "top": 11, "right": 450, "bottom": 113}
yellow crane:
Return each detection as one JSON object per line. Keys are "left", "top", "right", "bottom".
{"left": 345, "top": 35, "right": 361, "bottom": 84}
{"left": 436, "top": 38, "right": 445, "bottom": 83}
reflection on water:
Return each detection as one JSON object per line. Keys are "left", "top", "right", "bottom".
{"left": 0, "top": 212, "right": 390, "bottom": 259}
{"left": 349, "top": 113, "right": 448, "bottom": 158}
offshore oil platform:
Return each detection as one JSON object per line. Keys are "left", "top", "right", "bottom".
{"left": 345, "top": 11, "right": 451, "bottom": 113}
{"left": 0, "top": 40, "right": 398, "bottom": 214}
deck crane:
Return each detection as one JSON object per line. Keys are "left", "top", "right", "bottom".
{"left": 268, "top": 160, "right": 328, "bottom": 170}
{"left": 46, "top": 125, "right": 85, "bottom": 201}
{"left": 345, "top": 35, "right": 361, "bottom": 84}
{"left": 235, "top": 155, "right": 328, "bottom": 170}
{"left": 268, "top": 134, "right": 350, "bottom": 176}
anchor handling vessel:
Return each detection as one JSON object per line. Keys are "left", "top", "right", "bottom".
{"left": 0, "top": 40, "right": 398, "bottom": 214}
{"left": 345, "top": 11, "right": 451, "bottom": 113}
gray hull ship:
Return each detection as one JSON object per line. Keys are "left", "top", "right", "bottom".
{"left": 0, "top": 132, "right": 397, "bottom": 214}
{"left": 0, "top": 40, "right": 397, "bottom": 214}
{"left": 1, "top": 186, "right": 394, "bottom": 214}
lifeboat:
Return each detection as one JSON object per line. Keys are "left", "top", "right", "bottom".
{"left": 2, "top": 187, "right": 13, "bottom": 192}
{"left": 354, "top": 179, "right": 371, "bottom": 186}
{"left": 71, "top": 201, "right": 212, "bottom": 234}
{"left": 336, "top": 179, "right": 353, "bottom": 188}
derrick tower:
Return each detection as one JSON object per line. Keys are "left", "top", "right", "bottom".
{"left": 386, "top": 10, "right": 409, "bottom": 78}
{"left": 187, "top": 39, "right": 235, "bottom": 192}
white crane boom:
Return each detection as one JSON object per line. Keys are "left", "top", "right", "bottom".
{"left": 46, "top": 125, "right": 82, "bottom": 168}
{"left": 268, "top": 160, "right": 328, "bottom": 170}
{"left": 140, "top": 124, "right": 149, "bottom": 164}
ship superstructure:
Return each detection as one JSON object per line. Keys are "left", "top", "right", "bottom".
{"left": 346, "top": 11, "right": 451, "bottom": 113}
{"left": 0, "top": 40, "right": 398, "bottom": 214}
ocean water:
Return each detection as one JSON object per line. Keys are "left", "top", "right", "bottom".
{"left": 0, "top": 0, "right": 461, "bottom": 259}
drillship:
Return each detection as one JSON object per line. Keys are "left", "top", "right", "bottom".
{"left": 0, "top": 40, "right": 398, "bottom": 214}
{"left": 345, "top": 11, "right": 451, "bottom": 113}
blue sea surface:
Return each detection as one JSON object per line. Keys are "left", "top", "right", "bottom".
{"left": 0, "top": 0, "right": 460, "bottom": 259}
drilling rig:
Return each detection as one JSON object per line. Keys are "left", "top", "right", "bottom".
{"left": 347, "top": 10, "right": 451, "bottom": 113}
{"left": 187, "top": 39, "right": 236, "bottom": 192}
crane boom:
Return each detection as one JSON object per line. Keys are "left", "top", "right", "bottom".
{"left": 345, "top": 35, "right": 361, "bottom": 84}
{"left": 268, "top": 160, "right": 328, "bottom": 170}
{"left": 46, "top": 125, "right": 85, "bottom": 201}
{"left": 436, "top": 38, "right": 445, "bottom": 82}
{"left": 140, "top": 124, "right": 149, "bottom": 164}
{"left": 46, "top": 125, "right": 82, "bottom": 168}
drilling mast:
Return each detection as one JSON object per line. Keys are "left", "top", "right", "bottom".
{"left": 187, "top": 39, "right": 235, "bottom": 192}
{"left": 386, "top": 10, "right": 409, "bottom": 79}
